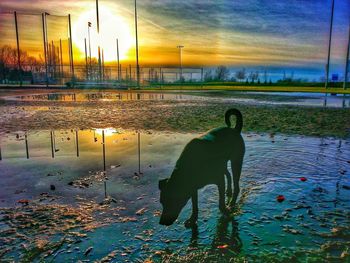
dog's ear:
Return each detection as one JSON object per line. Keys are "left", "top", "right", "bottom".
{"left": 158, "top": 178, "right": 168, "bottom": 190}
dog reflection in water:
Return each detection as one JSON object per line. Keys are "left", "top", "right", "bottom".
{"left": 190, "top": 216, "right": 242, "bottom": 256}
{"left": 159, "top": 109, "right": 245, "bottom": 227}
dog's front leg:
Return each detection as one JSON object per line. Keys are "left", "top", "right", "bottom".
{"left": 184, "top": 191, "right": 198, "bottom": 228}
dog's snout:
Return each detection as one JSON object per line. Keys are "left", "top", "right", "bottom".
{"left": 159, "top": 219, "right": 171, "bottom": 226}
{"left": 159, "top": 215, "right": 176, "bottom": 226}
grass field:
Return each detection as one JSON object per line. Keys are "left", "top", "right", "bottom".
{"left": 1, "top": 83, "right": 350, "bottom": 95}
{"left": 145, "top": 84, "right": 350, "bottom": 94}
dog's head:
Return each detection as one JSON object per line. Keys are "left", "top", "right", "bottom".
{"left": 158, "top": 178, "right": 189, "bottom": 226}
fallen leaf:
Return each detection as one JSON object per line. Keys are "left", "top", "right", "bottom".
{"left": 276, "top": 195, "right": 285, "bottom": 202}
{"left": 217, "top": 244, "right": 229, "bottom": 249}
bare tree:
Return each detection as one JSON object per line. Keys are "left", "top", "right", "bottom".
{"left": 235, "top": 68, "right": 246, "bottom": 82}
{"left": 248, "top": 71, "right": 259, "bottom": 83}
{"left": 264, "top": 70, "right": 268, "bottom": 83}
{"left": 204, "top": 69, "right": 213, "bottom": 81}
{"left": 215, "top": 66, "right": 230, "bottom": 81}
{"left": 0, "top": 45, "right": 45, "bottom": 82}
{"left": 0, "top": 45, "right": 17, "bottom": 68}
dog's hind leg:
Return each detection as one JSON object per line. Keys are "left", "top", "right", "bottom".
{"left": 218, "top": 176, "right": 229, "bottom": 215}
{"left": 184, "top": 191, "right": 198, "bottom": 228}
{"left": 229, "top": 155, "right": 244, "bottom": 207}
{"left": 225, "top": 169, "right": 233, "bottom": 201}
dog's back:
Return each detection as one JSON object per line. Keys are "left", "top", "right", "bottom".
{"left": 171, "top": 110, "right": 244, "bottom": 188}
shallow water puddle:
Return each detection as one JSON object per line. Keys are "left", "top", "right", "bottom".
{"left": 0, "top": 129, "right": 349, "bottom": 261}
{"left": 4, "top": 91, "right": 350, "bottom": 108}
{"left": 4, "top": 92, "right": 201, "bottom": 102}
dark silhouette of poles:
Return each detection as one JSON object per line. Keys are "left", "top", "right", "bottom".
{"left": 134, "top": 0, "right": 140, "bottom": 88}
{"left": 325, "top": 0, "right": 335, "bottom": 89}
{"left": 41, "top": 13, "right": 49, "bottom": 87}
{"left": 120, "top": 64, "right": 123, "bottom": 80}
{"left": 96, "top": 0, "right": 102, "bottom": 82}
{"left": 116, "top": 38, "right": 120, "bottom": 81}
{"left": 344, "top": 24, "right": 350, "bottom": 90}
{"left": 59, "top": 39, "right": 63, "bottom": 78}
{"left": 84, "top": 38, "right": 88, "bottom": 80}
{"left": 51, "top": 40, "right": 55, "bottom": 77}
{"left": 88, "top": 22, "right": 92, "bottom": 79}
{"left": 160, "top": 67, "right": 162, "bottom": 88}
{"left": 14, "top": 12, "right": 22, "bottom": 86}
{"left": 129, "top": 64, "right": 132, "bottom": 83}
{"left": 44, "top": 13, "right": 49, "bottom": 65}
{"left": 68, "top": 14, "right": 75, "bottom": 82}
{"left": 102, "top": 48, "right": 105, "bottom": 80}
{"left": 44, "top": 13, "right": 51, "bottom": 82}
{"left": 177, "top": 45, "right": 184, "bottom": 81}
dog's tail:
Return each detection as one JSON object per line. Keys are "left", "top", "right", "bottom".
{"left": 225, "top": 108, "right": 243, "bottom": 132}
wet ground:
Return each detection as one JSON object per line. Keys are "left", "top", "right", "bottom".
{"left": 3, "top": 89, "right": 350, "bottom": 108}
{"left": 0, "top": 89, "right": 349, "bottom": 262}
{"left": 1, "top": 89, "right": 350, "bottom": 138}
{"left": 0, "top": 129, "right": 349, "bottom": 262}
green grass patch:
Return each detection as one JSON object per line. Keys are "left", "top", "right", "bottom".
{"left": 144, "top": 84, "right": 350, "bottom": 95}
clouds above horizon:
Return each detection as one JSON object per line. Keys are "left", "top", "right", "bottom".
{"left": 0, "top": 0, "right": 349, "bottom": 72}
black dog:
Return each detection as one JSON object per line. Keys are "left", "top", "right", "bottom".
{"left": 159, "top": 108, "right": 245, "bottom": 227}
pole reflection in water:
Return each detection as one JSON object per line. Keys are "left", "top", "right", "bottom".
{"left": 75, "top": 129, "right": 79, "bottom": 157}
{"left": 323, "top": 93, "right": 328, "bottom": 107}
{"left": 0, "top": 128, "right": 147, "bottom": 200}
{"left": 93, "top": 130, "right": 97, "bottom": 142}
{"left": 138, "top": 132, "right": 141, "bottom": 174}
{"left": 50, "top": 131, "right": 54, "bottom": 158}
{"left": 102, "top": 130, "right": 107, "bottom": 198}
{"left": 25, "top": 132, "right": 29, "bottom": 159}
{"left": 50, "top": 130, "right": 59, "bottom": 158}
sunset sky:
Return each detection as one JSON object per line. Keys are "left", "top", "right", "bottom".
{"left": 0, "top": 0, "right": 349, "bottom": 78}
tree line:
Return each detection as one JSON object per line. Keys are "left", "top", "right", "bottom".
{"left": 204, "top": 66, "right": 311, "bottom": 84}
{"left": 0, "top": 45, "right": 46, "bottom": 83}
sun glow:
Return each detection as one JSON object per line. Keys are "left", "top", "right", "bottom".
{"left": 73, "top": 7, "right": 133, "bottom": 62}
{"left": 94, "top": 128, "right": 119, "bottom": 137}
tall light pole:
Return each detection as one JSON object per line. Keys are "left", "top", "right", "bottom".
{"left": 84, "top": 38, "right": 88, "bottom": 80}
{"left": 14, "top": 11, "right": 22, "bottom": 86}
{"left": 116, "top": 38, "right": 120, "bottom": 81}
{"left": 88, "top": 22, "right": 92, "bottom": 79}
{"left": 44, "top": 12, "right": 50, "bottom": 77}
{"left": 96, "top": 0, "right": 102, "bottom": 81}
{"left": 344, "top": 24, "right": 350, "bottom": 90}
{"left": 325, "top": 0, "right": 335, "bottom": 89}
{"left": 134, "top": 0, "right": 140, "bottom": 88}
{"left": 59, "top": 38, "right": 63, "bottom": 77}
{"left": 41, "top": 13, "right": 49, "bottom": 87}
{"left": 102, "top": 48, "right": 105, "bottom": 80}
{"left": 68, "top": 14, "right": 75, "bottom": 82}
{"left": 177, "top": 45, "right": 184, "bottom": 81}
